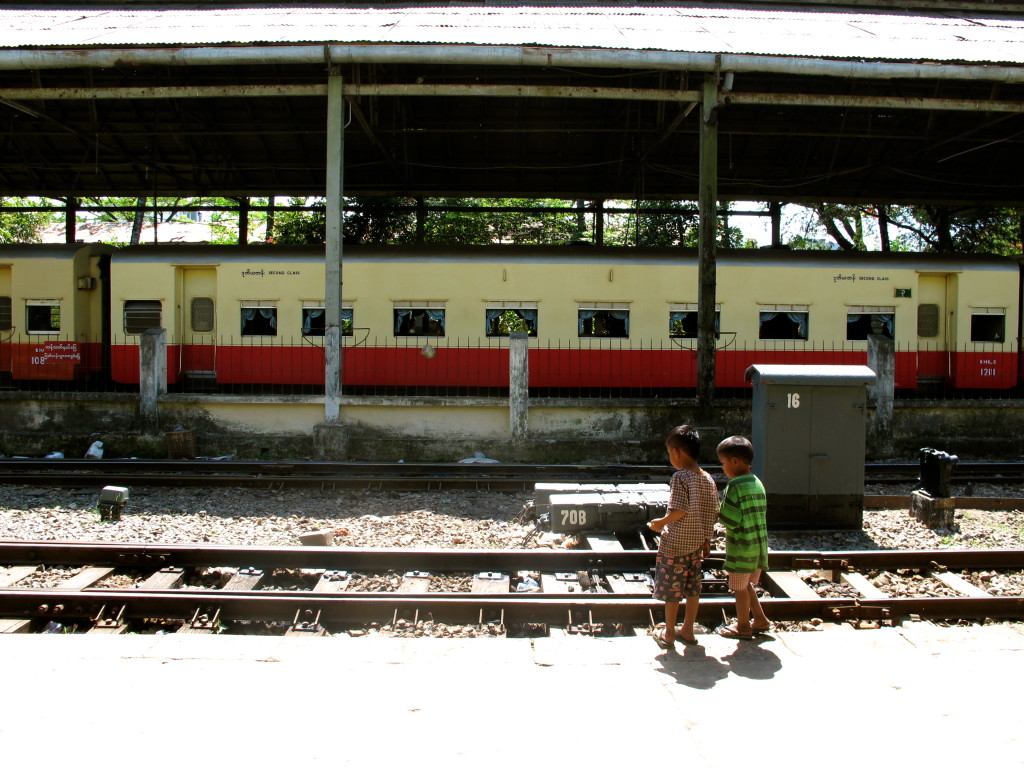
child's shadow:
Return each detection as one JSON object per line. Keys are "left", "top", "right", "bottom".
{"left": 655, "top": 644, "right": 730, "bottom": 690}
{"left": 720, "top": 637, "right": 783, "bottom": 680}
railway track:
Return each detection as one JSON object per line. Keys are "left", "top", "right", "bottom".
{"left": 0, "top": 459, "right": 1020, "bottom": 489}
{"left": 1, "top": 541, "right": 1021, "bottom": 635}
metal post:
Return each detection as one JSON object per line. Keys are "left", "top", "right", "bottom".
{"left": 238, "top": 198, "right": 249, "bottom": 245}
{"left": 324, "top": 69, "right": 344, "bottom": 423}
{"left": 696, "top": 73, "right": 719, "bottom": 418}
{"left": 770, "top": 201, "right": 782, "bottom": 248}
{"left": 64, "top": 197, "right": 77, "bottom": 243}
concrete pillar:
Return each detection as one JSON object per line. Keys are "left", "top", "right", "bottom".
{"left": 867, "top": 333, "right": 895, "bottom": 456}
{"left": 139, "top": 328, "right": 167, "bottom": 432}
{"left": 509, "top": 331, "right": 529, "bottom": 439}
{"left": 324, "top": 68, "right": 345, "bottom": 425}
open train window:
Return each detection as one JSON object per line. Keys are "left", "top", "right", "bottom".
{"left": 0, "top": 297, "right": 11, "bottom": 330}
{"left": 669, "top": 306, "right": 720, "bottom": 339}
{"left": 394, "top": 304, "right": 445, "bottom": 336}
{"left": 971, "top": 309, "right": 1005, "bottom": 343}
{"left": 579, "top": 304, "right": 629, "bottom": 338}
{"left": 241, "top": 304, "right": 277, "bottom": 336}
{"left": 302, "top": 306, "right": 353, "bottom": 337}
{"left": 26, "top": 300, "right": 60, "bottom": 334}
{"left": 759, "top": 309, "right": 808, "bottom": 340}
{"left": 123, "top": 300, "right": 162, "bottom": 335}
{"left": 846, "top": 307, "right": 894, "bottom": 340}
{"left": 191, "top": 297, "right": 214, "bottom": 333}
{"left": 486, "top": 305, "right": 537, "bottom": 337}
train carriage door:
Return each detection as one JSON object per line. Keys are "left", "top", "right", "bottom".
{"left": 916, "top": 274, "right": 952, "bottom": 383}
{"left": 181, "top": 268, "right": 216, "bottom": 381}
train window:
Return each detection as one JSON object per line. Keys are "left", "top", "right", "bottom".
{"left": 669, "top": 311, "right": 720, "bottom": 339}
{"left": 917, "top": 304, "right": 940, "bottom": 338}
{"left": 394, "top": 307, "right": 445, "bottom": 336}
{"left": 241, "top": 306, "right": 278, "bottom": 336}
{"left": 579, "top": 305, "right": 629, "bottom": 338}
{"left": 123, "top": 300, "right": 162, "bottom": 335}
{"left": 759, "top": 311, "right": 808, "bottom": 340}
{"left": 191, "top": 297, "right": 214, "bottom": 333}
{"left": 486, "top": 308, "right": 537, "bottom": 337}
{"left": 26, "top": 301, "right": 60, "bottom": 334}
{"left": 846, "top": 312, "right": 894, "bottom": 340}
{"left": 0, "top": 297, "right": 10, "bottom": 330}
{"left": 302, "top": 307, "right": 353, "bottom": 337}
{"left": 971, "top": 310, "right": 1005, "bottom": 343}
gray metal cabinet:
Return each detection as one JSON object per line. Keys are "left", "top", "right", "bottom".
{"left": 745, "top": 364, "right": 877, "bottom": 530}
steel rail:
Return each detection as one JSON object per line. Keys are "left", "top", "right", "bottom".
{"left": 1, "top": 541, "right": 1022, "bottom": 572}
{"left": 4, "top": 588, "right": 1023, "bottom": 626}
{"left": 0, "top": 459, "right": 1019, "bottom": 489}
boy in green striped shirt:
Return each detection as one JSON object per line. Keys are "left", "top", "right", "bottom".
{"left": 716, "top": 436, "right": 771, "bottom": 640}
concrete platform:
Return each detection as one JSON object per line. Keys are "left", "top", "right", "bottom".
{"left": 1, "top": 623, "right": 1021, "bottom": 766}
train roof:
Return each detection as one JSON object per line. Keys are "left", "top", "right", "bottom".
{"left": 110, "top": 244, "right": 1021, "bottom": 272}
{"left": 0, "top": 243, "right": 112, "bottom": 260}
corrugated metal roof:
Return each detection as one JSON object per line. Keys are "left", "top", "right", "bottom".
{"left": 1, "top": 5, "right": 1023, "bottom": 65}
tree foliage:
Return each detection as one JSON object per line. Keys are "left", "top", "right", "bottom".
{"left": 0, "top": 198, "right": 60, "bottom": 243}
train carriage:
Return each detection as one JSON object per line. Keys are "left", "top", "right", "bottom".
{"left": 0, "top": 243, "right": 109, "bottom": 382}
{"left": 104, "top": 244, "right": 1020, "bottom": 393}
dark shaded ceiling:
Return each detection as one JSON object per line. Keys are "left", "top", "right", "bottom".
{"left": 2, "top": 54, "right": 1023, "bottom": 206}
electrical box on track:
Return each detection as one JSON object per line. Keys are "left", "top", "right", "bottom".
{"left": 746, "top": 364, "right": 876, "bottom": 530}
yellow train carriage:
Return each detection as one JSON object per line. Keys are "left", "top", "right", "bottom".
{"left": 106, "top": 245, "right": 1019, "bottom": 390}
{"left": 0, "top": 243, "right": 108, "bottom": 381}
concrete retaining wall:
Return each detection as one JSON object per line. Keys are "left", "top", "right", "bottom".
{"left": 1, "top": 392, "right": 1020, "bottom": 462}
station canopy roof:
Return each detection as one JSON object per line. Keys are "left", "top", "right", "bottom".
{"left": 1, "top": 2, "right": 1024, "bottom": 205}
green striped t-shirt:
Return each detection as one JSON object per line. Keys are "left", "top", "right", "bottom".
{"left": 719, "top": 473, "right": 769, "bottom": 574}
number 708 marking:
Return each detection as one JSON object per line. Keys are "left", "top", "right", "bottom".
{"left": 560, "top": 509, "right": 588, "bottom": 527}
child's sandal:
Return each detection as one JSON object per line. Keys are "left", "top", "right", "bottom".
{"left": 718, "top": 624, "right": 753, "bottom": 640}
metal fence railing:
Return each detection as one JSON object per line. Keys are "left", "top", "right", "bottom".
{"left": 1, "top": 332, "right": 1020, "bottom": 400}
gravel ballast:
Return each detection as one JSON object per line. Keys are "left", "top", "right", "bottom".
{"left": 0, "top": 485, "right": 1022, "bottom": 552}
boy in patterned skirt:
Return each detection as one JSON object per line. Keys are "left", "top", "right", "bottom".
{"left": 716, "top": 435, "right": 771, "bottom": 639}
{"left": 647, "top": 425, "right": 720, "bottom": 649}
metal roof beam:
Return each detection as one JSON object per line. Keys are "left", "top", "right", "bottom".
{"left": 2, "top": 84, "right": 1022, "bottom": 113}
{"left": 1, "top": 45, "right": 1023, "bottom": 84}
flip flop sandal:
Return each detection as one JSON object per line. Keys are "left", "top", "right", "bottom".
{"left": 651, "top": 629, "right": 674, "bottom": 650}
{"left": 750, "top": 623, "right": 772, "bottom": 634}
{"left": 677, "top": 635, "right": 700, "bottom": 646}
{"left": 718, "top": 625, "right": 753, "bottom": 640}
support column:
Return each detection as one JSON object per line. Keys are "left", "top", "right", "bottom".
{"left": 770, "top": 202, "right": 783, "bottom": 248}
{"left": 139, "top": 328, "right": 167, "bottom": 433}
{"left": 64, "top": 197, "right": 77, "bottom": 243}
{"left": 509, "top": 331, "right": 529, "bottom": 439}
{"left": 238, "top": 198, "right": 249, "bottom": 245}
{"left": 867, "top": 333, "right": 895, "bottom": 457}
{"left": 696, "top": 73, "right": 720, "bottom": 419}
{"left": 324, "top": 69, "right": 345, "bottom": 424}
{"left": 316, "top": 69, "right": 348, "bottom": 458}
{"left": 595, "top": 199, "right": 605, "bottom": 246}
